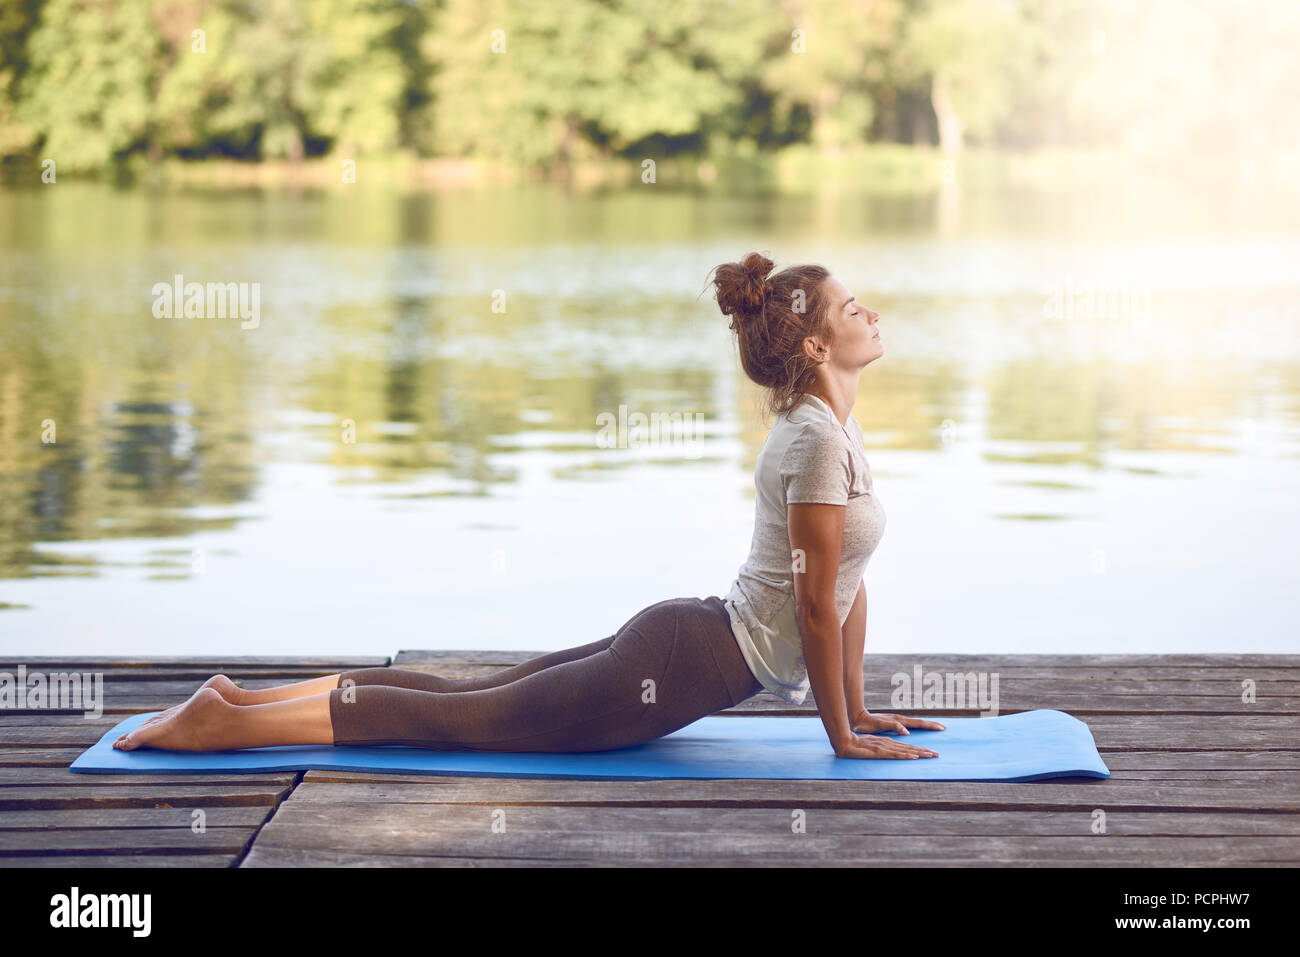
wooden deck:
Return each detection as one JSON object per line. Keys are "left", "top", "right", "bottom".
{"left": 2, "top": 652, "right": 1297, "bottom": 867}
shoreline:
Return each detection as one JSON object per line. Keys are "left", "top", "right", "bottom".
{"left": 4, "top": 144, "right": 1292, "bottom": 193}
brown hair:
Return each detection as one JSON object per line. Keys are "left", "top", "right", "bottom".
{"left": 706, "top": 252, "right": 834, "bottom": 418}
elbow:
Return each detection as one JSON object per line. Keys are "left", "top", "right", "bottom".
{"left": 795, "top": 599, "right": 837, "bottom": 632}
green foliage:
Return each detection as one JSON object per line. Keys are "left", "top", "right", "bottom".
{"left": 0, "top": 0, "right": 1296, "bottom": 173}
{"left": 18, "top": 0, "right": 160, "bottom": 171}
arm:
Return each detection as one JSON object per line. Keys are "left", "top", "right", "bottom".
{"left": 788, "top": 502, "right": 854, "bottom": 754}
{"left": 789, "top": 505, "right": 937, "bottom": 760}
{"left": 841, "top": 578, "right": 868, "bottom": 726}
{"left": 841, "top": 578, "right": 949, "bottom": 739}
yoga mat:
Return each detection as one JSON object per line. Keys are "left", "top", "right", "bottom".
{"left": 70, "top": 708, "right": 1108, "bottom": 782}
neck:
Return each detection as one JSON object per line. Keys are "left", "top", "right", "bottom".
{"left": 805, "top": 370, "right": 861, "bottom": 426}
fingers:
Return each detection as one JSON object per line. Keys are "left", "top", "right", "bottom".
{"left": 879, "top": 712, "right": 947, "bottom": 732}
{"left": 855, "top": 734, "right": 937, "bottom": 759}
{"left": 901, "top": 716, "right": 946, "bottom": 730}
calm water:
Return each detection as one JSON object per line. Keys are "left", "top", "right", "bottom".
{"left": 1, "top": 180, "right": 1298, "bottom": 656}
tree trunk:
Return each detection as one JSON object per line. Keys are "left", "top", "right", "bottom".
{"left": 931, "top": 72, "right": 964, "bottom": 155}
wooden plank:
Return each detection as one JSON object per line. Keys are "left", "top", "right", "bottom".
{"left": 24, "top": 679, "right": 346, "bottom": 696}
{"left": 1073, "top": 714, "right": 1299, "bottom": 729}
{"left": 394, "top": 651, "right": 1300, "bottom": 669}
{"left": 16, "top": 674, "right": 1293, "bottom": 694}
{"left": 389, "top": 660, "right": 1300, "bottom": 681}
{"left": 5, "top": 714, "right": 1298, "bottom": 748}
{"left": 2, "top": 854, "right": 234, "bottom": 868}
{"left": 246, "top": 824, "right": 1300, "bottom": 864}
{"left": 260, "top": 803, "right": 1300, "bottom": 837}
{"left": 0, "top": 695, "right": 1294, "bottom": 716}
{"left": 242, "top": 847, "right": 589, "bottom": 867}
{"left": 0, "top": 806, "right": 269, "bottom": 827}
{"left": 55, "top": 676, "right": 1298, "bottom": 696}
{"left": 0, "top": 827, "right": 258, "bottom": 854}
{"left": 1101, "top": 751, "right": 1300, "bottom": 770}
{"left": 0, "top": 785, "right": 293, "bottom": 810}
{"left": 2, "top": 651, "right": 1294, "bottom": 868}
{"left": 0, "top": 715, "right": 134, "bottom": 729}
{"left": 241, "top": 845, "right": 1293, "bottom": 867}
{"left": 288, "top": 776, "right": 1300, "bottom": 811}
{"left": 1105, "top": 770, "right": 1300, "bottom": 783}
{"left": 1, "top": 749, "right": 119, "bottom": 766}
{"left": 2, "top": 657, "right": 390, "bottom": 668}
{"left": 0, "top": 668, "right": 373, "bottom": 682}
{"left": 0, "top": 769, "right": 298, "bottom": 787}
{"left": 0, "top": 726, "right": 141, "bottom": 747}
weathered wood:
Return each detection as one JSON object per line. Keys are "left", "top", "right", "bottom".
{"left": 2, "top": 657, "right": 389, "bottom": 668}
{"left": 245, "top": 826, "right": 1300, "bottom": 864}
{"left": 1, "top": 749, "right": 122, "bottom": 766}
{"left": 0, "top": 785, "right": 293, "bottom": 810}
{"left": 0, "top": 827, "right": 258, "bottom": 853}
{"left": 4, "top": 652, "right": 1298, "bottom": 868}
{"left": 287, "top": 776, "right": 1300, "bottom": 811}
{"left": 240, "top": 845, "right": 1294, "bottom": 868}
{"left": 394, "top": 650, "right": 1300, "bottom": 669}
{"left": 0, "top": 768, "right": 298, "bottom": 787}
{"left": 0, "top": 715, "right": 134, "bottom": 729}
{"left": 3, "top": 694, "right": 1295, "bottom": 717}
{"left": 0, "top": 806, "right": 269, "bottom": 827}
{"left": 1102, "top": 751, "right": 1300, "bottom": 769}
{"left": 3, "top": 854, "right": 235, "bottom": 868}
{"left": 259, "top": 803, "right": 1300, "bottom": 836}
{"left": 22, "top": 676, "right": 1298, "bottom": 697}
{"left": 241, "top": 847, "right": 591, "bottom": 867}
{"left": 1, "top": 726, "right": 155, "bottom": 746}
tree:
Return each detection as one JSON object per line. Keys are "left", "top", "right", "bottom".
{"left": 896, "top": 0, "right": 1040, "bottom": 153}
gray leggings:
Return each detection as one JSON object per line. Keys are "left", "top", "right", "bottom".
{"left": 328, "top": 595, "right": 764, "bottom": 752}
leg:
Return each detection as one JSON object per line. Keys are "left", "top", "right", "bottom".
{"left": 333, "top": 631, "right": 622, "bottom": 696}
{"left": 115, "top": 687, "right": 333, "bottom": 751}
{"left": 194, "top": 632, "right": 623, "bottom": 708}
{"left": 330, "top": 597, "right": 756, "bottom": 752}
{"left": 114, "top": 597, "right": 760, "bottom": 754}
{"left": 114, "top": 632, "right": 641, "bottom": 753}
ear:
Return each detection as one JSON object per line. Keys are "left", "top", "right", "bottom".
{"left": 801, "top": 334, "right": 828, "bottom": 363}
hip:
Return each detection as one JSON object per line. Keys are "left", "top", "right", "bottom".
{"left": 615, "top": 595, "right": 762, "bottom": 708}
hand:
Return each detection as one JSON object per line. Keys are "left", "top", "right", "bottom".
{"left": 833, "top": 732, "right": 938, "bottom": 760}
{"left": 850, "top": 709, "right": 946, "bottom": 736}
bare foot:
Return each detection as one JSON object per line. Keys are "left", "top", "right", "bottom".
{"left": 125, "top": 675, "right": 244, "bottom": 736}
{"left": 114, "top": 687, "right": 233, "bottom": 752}
{"left": 198, "top": 674, "right": 245, "bottom": 704}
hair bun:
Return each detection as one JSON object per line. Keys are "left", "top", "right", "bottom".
{"left": 709, "top": 252, "right": 774, "bottom": 332}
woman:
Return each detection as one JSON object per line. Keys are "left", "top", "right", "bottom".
{"left": 114, "top": 252, "right": 941, "bottom": 760}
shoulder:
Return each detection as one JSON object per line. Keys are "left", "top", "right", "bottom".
{"left": 777, "top": 417, "right": 849, "bottom": 474}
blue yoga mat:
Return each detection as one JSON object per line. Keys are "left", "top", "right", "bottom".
{"left": 70, "top": 708, "right": 1108, "bottom": 782}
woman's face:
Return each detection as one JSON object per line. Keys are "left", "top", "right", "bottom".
{"left": 818, "top": 275, "right": 882, "bottom": 369}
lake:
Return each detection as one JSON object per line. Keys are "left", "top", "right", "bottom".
{"left": 1, "top": 178, "right": 1297, "bottom": 657}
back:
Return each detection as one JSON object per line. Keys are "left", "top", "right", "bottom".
{"left": 723, "top": 393, "right": 887, "bottom": 704}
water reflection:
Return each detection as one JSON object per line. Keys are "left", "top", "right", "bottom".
{"left": 0, "top": 182, "right": 1297, "bottom": 654}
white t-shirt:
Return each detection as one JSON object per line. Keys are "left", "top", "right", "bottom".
{"left": 723, "top": 393, "right": 887, "bottom": 704}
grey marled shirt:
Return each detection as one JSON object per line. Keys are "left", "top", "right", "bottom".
{"left": 723, "top": 393, "right": 887, "bottom": 704}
